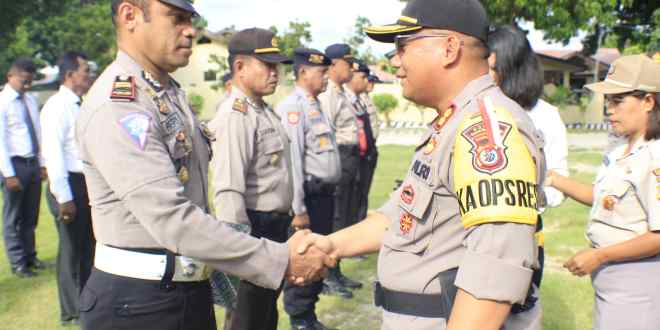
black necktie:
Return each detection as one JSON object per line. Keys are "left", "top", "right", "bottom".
{"left": 19, "top": 95, "right": 39, "bottom": 156}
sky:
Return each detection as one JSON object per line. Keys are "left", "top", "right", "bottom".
{"left": 195, "top": 0, "right": 585, "bottom": 55}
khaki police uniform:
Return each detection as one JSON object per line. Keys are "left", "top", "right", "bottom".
{"left": 346, "top": 86, "right": 378, "bottom": 222}
{"left": 209, "top": 85, "right": 294, "bottom": 330}
{"left": 76, "top": 51, "right": 289, "bottom": 330}
{"left": 319, "top": 80, "right": 359, "bottom": 230}
{"left": 374, "top": 75, "right": 545, "bottom": 330}
{"left": 361, "top": 92, "right": 381, "bottom": 140}
{"left": 278, "top": 85, "right": 342, "bottom": 326}
{"left": 587, "top": 139, "right": 660, "bottom": 330}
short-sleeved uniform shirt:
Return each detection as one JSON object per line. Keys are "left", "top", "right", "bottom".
{"left": 376, "top": 75, "right": 545, "bottom": 330}
{"left": 587, "top": 138, "right": 660, "bottom": 248}
{"left": 76, "top": 51, "right": 288, "bottom": 289}
{"left": 318, "top": 80, "right": 358, "bottom": 146}
{"left": 209, "top": 87, "right": 293, "bottom": 226}
{"left": 275, "top": 87, "right": 341, "bottom": 216}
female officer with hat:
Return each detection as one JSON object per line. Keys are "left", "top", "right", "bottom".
{"left": 546, "top": 54, "right": 660, "bottom": 330}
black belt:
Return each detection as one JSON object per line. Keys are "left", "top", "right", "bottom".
{"left": 246, "top": 209, "right": 291, "bottom": 220}
{"left": 11, "top": 156, "right": 39, "bottom": 166}
{"left": 374, "top": 268, "right": 458, "bottom": 319}
{"left": 338, "top": 144, "right": 359, "bottom": 155}
{"left": 304, "top": 177, "right": 336, "bottom": 195}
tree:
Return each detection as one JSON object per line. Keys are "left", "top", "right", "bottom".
{"left": 373, "top": 93, "right": 399, "bottom": 127}
{"left": 398, "top": 0, "right": 660, "bottom": 54}
{"left": 0, "top": 0, "right": 116, "bottom": 78}
{"left": 270, "top": 21, "right": 312, "bottom": 59}
{"left": 345, "top": 16, "right": 378, "bottom": 63}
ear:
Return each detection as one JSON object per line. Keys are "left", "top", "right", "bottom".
{"left": 441, "top": 36, "right": 462, "bottom": 66}
{"left": 642, "top": 93, "right": 656, "bottom": 113}
{"left": 116, "top": 2, "right": 142, "bottom": 31}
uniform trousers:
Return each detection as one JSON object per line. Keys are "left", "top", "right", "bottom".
{"left": 334, "top": 145, "right": 360, "bottom": 231}
{"left": 228, "top": 210, "right": 292, "bottom": 330}
{"left": 46, "top": 172, "right": 95, "bottom": 322}
{"left": 1, "top": 156, "right": 42, "bottom": 269}
{"left": 591, "top": 254, "right": 660, "bottom": 330}
{"left": 356, "top": 151, "right": 378, "bottom": 222}
{"left": 283, "top": 184, "right": 335, "bottom": 322}
{"left": 80, "top": 268, "right": 216, "bottom": 330}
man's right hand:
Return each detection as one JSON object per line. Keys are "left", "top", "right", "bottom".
{"left": 58, "top": 201, "right": 77, "bottom": 224}
{"left": 285, "top": 230, "right": 337, "bottom": 286}
{"left": 4, "top": 176, "right": 22, "bottom": 192}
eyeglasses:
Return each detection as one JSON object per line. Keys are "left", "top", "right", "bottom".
{"left": 394, "top": 34, "right": 452, "bottom": 55}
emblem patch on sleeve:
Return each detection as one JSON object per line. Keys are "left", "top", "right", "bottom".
{"left": 110, "top": 76, "right": 136, "bottom": 102}
{"left": 399, "top": 212, "right": 414, "bottom": 235}
{"left": 119, "top": 113, "right": 151, "bottom": 150}
{"left": 400, "top": 184, "right": 415, "bottom": 204}
{"left": 461, "top": 98, "right": 512, "bottom": 175}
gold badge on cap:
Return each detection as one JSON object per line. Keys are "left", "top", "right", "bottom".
{"left": 271, "top": 37, "right": 279, "bottom": 48}
{"left": 654, "top": 52, "right": 660, "bottom": 64}
{"left": 309, "top": 54, "right": 324, "bottom": 64}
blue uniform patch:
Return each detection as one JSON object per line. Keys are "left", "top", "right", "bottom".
{"left": 120, "top": 113, "right": 151, "bottom": 150}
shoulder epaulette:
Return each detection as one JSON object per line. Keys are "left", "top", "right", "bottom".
{"left": 232, "top": 98, "right": 248, "bottom": 114}
{"left": 110, "top": 75, "right": 136, "bottom": 102}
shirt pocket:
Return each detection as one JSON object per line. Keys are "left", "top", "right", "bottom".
{"left": 593, "top": 179, "right": 647, "bottom": 227}
{"left": 383, "top": 179, "right": 436, "bottom": 254}
{"left": 311, "top": 122, "right": 334, "bottom": 153}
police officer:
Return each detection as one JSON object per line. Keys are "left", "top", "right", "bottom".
{"left": 209, "top": 28, "right": 296, "bottom": 330}
{"left": 345, "top": 61, "right": 377, "bottom": 225}
{"left": 41, "top": 51, "right": 95, "bottom": 326}
{"left": 364, "top": 74, "right": 382, "bottom": 140}
{"left": 0, "top": 57, "right": 48, "bottom": 278}
{"left": 277, "top": 48, "right": 341, "bottom": 330}
{"left": 77, "top": 2, "right": 334, "bottom": 330}
{"left": 547, "top": 54, "right": 660, "bottom": 330}
{"left": 318, "top": 43, "right": 362, "bottom": 296}
{"left": 305, "top": 0, "right": 547, "bottom": 329}
{"left": 358, "top": 74, "right": 381, "bottom": 222}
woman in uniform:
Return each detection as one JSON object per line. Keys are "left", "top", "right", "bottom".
{"left": 546, "top": 54, "right": 660, "bottom": 330}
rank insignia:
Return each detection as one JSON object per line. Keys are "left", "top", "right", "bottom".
{"left": 602, "top": 195, "right": 617, "bottom": 211}
{"left": 433, "top": 106, "right": 454, "bottom": 131}
{"left": 400, "top": 213, "right": 414, "bottom": 235}
{"left": 288, "top": 112, "right": 301, "bottom": 125}
{"left": 158, "top": 101, "right": 170, "bottom": 115}
{"left": 110, "top": 76, "right": 136, "bottom": 102}
{"left": 308, "top": 109, "right": 321, "bottom": 119}
{"left": 142, "top": 70, "right": 163, "bottom": 92}
{"left": 461, "top": 98, "right": 512, "bottom": 175}
{"left": 401, "top": 184, "right": 415, "bottom": 204}
{"left": 232, "top": 99, "right": 248, "bottom": 114}
{"left": 178, "top": 166, "right": 190, "bottom": 184}
{"left": 422, "top": 137, "right": 437, "bottom": 155}
{"left": 653, "top": 168, "right": 660, "bottom": 182}
{"left": 119, "top": 113, "right": 150, "bottom": 150}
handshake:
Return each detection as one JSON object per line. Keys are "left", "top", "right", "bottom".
{"left": 284, "top": 230, "right": 339, "bottom": 286}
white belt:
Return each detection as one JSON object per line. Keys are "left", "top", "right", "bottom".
{"left": 94, "top": 243, "right": 210, "bottom": 282}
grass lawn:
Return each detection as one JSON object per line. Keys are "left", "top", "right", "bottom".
{"left": 0, "top": 145, "right": 601, "bottom": 330}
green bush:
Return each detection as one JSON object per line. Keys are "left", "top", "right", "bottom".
{"left": 545, "top": 85, "right": 574, "bottom": 107}
{"left": 189, "top": 93, "right": 205, "bottom": 115}
{"left": 373, "top": 93, "right": 399, "bottom": 126}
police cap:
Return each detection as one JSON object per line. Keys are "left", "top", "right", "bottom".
{"left": 293, "top": 48, "right": 331, "bottom": 67}
{"left": 325, "top": 44, "right": 355, "bottom": 63}
{"left": 229, "top": 28, "right": 293, "bottom": 64}
{"left": 365, "top": 0, "right": 489, "bottom": 44}
{"left": 158, "top": 0, "right": 197, "bottom": 15}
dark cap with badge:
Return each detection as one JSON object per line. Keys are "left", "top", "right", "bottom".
{"left": 293, "top": 48, "right": 331, "bottom": 67}
{"left": 352, "top": 60, "right": 370, "bottom": 74}
{"left": 364, "top": 0, "right": 489, "bottom": 44}
{"left": 229, "top": 28, "right": 292, "bottom": 64}
{"left": 325, "top": 44, "right": 355, "bottom": 63}
{"left": 368, "top": 74, "right": 382, "bottom": 83}
{"left": 158, "top": 0, "right": 198, "bottom": 15}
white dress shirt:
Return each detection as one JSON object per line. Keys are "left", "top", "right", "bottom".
{"left": 0, "top": 84, "right": 44, "bottom": 177}
{"left": 528, "top": 99, "right": 569, "bottom": 208}
{"left": 40, "top": 85, "right": 84, "bottom": 203}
